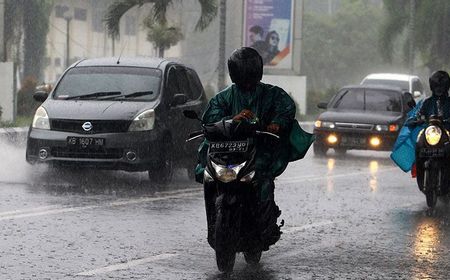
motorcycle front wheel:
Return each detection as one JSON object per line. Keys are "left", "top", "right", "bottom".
{"left": 214, "top": 198, "right": 237, "bottom": 272}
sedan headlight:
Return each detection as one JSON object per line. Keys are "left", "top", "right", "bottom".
{"left": 128, "top": 109, "right": 155, "bottom": 131}
{"left": 425, "top": 125, "right": 442, "bottom": 146}
{"left": 314, "top": 120, "right": 335, "bottom": 129}
{"left": 32, "top": 106, "right": 50, "bottom": 129}
{"left": 211, "top": 160, "right": 246, "bottom": 183}
{"left": 375, "top": 125, "right": 388, "bottom": 132}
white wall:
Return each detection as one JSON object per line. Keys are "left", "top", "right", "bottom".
{"left": 0, "top": 62, "right": 14, "bottom": 122}
{"left": 262, "top": 75, "right": 307, "bottom": 116}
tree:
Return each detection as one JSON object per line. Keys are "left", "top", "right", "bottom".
{"left": 4, "top": 0, "right": 52, "bottom": 81}
{"left": 144, "top": 20, "right": 184, "bottom": 57}
{"left": 104, "top": 0, "right": 218, "bottom": 57}
{"left": 380, "top": 0, "right": 450, "bottom": 71}
{"left": 301, "top": 0, "right": 391, "bottom": 115}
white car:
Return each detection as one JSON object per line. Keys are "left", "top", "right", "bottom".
{"left": 361, "top": 73, "right": 426, "bottom": 101}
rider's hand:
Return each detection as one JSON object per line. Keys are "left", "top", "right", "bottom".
{"left": 267, "top": 123, "right": 280, "bottom": 134}
{"left": 232, "top": 109, "right": 255, "bottom": 121}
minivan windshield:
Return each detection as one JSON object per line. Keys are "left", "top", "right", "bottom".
{"left": 331, "top": 88, "right": 402, "bottom": 112}
{"left": 53, "top": 66, "right": 162, "bottom": 101}
{"left": 362, "top": 79, "right": 409, "bottom": 92}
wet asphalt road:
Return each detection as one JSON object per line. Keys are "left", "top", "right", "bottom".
{"left": 1, "top": 139, "right": 450, "bottom": 280}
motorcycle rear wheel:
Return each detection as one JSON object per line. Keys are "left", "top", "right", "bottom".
{"left": 426, "top": 190, "right": 437, "bottom": 209}
{"left": 244, "top": 250, "right": 262, "bottom": 265}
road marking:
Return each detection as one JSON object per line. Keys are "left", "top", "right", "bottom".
{"left": 278, "top": 167, "right": 398, "bottom": 184}
{"left": 0, "top": 189, "right": 202, "bottom": 221}
{"left": 0, "top": 205, "right": 61, "bottom": 217}
{"left": 76, "top": 253, "right": 177, "bottom": 276}
{"left": 283, "top": 220, "right": 335, "bottom": 233}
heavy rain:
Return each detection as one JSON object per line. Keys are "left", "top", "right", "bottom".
{"left": 1, "top": 0, "right": 450, "bottom": 279}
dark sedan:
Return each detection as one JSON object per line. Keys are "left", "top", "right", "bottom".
{"left": 26, "top": 57, "right": 207, "bottom": 183}
{"left": 313, "top": 85, "right": 415, "bottom": 156}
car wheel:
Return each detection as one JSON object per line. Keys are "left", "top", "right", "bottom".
{"left": 313, "top": 142, "right": 328, "bottom": 156}
{"left": 148, "top": 138, "right": 173, "bottom": 184}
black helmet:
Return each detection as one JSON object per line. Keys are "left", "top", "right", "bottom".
{"left": 227, "top": 47, "right": 263, "bottom": 91}
{"left": 429, "top": 70, "right": 450, "bottom": 97}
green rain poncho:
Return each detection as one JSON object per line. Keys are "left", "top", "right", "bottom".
{"left": 195, "top": 82, "right": 314, "bottom": 182}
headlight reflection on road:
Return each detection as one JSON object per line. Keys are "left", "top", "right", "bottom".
{"left": 412, "top": 220, "right": 440, "bottom": 279}
{"left": 327, "top": 158, "right": 335, "bottom": 193}
{"left": 369, "top": 160, "right": 378, "bottom": 192}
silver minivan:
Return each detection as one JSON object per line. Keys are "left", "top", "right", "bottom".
{"left": 361, "top": 73, "right": 426, "bottom": 102}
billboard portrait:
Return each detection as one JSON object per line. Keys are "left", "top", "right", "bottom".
{"left": 244, "top": 0, "right": 293, "bottom": 69}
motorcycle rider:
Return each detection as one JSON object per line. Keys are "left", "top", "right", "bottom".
{"left": 407, "top": 70, "right": 450, "bottom": 127}
{"left": 391, "top": 70, "right": 450, "bottom": 172}
{"left": 196, "top": 47, "right": 314, "bottom": 249}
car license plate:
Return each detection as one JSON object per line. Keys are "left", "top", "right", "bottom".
{"left": 419, "top": 148, "right": 444, "bottom": 158}
{"left": 67, "top": 136, "right": 105, "bottom": 148}
{"left": 341, "top": 136, "right": 365, "bottom": 147}
{"left": 209, "top": 141, "right": 248, "bottom": 153}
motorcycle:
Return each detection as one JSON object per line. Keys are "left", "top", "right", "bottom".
{"left": 184, "top": 110, "right": 282, "bottom": 272}
{"left": 413, "top": 101, "right": 450, "bottom": 209}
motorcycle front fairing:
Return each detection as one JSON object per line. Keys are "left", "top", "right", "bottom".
{"left": 415, "top": 117, "right": 450, "bottom": 194}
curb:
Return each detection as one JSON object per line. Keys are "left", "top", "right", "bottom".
{"left": 0, "top": 127, "right": 29, "bottom": 146}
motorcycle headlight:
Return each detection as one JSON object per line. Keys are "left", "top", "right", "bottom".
{"left": 32, "top": 106, "right": 50, "bottom": 129}
{"left": 211, "top": 160, "right": 246, "bottom": 183}
{"left": 128, "top": 109, "right": 155, "bottom": 131}
{"left": 425, "top": 125, "right": 442, "bottom": 146}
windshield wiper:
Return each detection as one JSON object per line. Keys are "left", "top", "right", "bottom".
{"left": 65, "top": 91, "right": 122, "bottom": 100}
{"left": 101, "top": 91, "right": 154, "bottom": 100}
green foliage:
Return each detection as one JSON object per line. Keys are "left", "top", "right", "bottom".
{"left": 302, "top": 0, "right": 393, "bottom": 114}
{"left": 17, "top": 77, "right": 40, "bottom": 118}
{"left": 23, "top": 0, "right": 53, "bottom": 81}
{"left": 380, "top": 0, "right": 450, "bottom": 70}
{"left": 302, "top": 1, "right": 387, "bottom": 90}
{"left": 104, "top": 0, "right": 218, "bottom": 56}
{"left": 144, "top": 20, "right": 184, "bottom": 57}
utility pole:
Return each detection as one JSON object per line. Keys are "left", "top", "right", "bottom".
{"left": 0, "top": 0, "right": 4, "bottom": 61}
{"left": 217, "top": 0, "right": 227, "bottom": 91}
{"left": 409, "top": 0, "right": 415, "bottom": 74}
{"left": 64, "top": 14, "right": 72, "bottom": 68}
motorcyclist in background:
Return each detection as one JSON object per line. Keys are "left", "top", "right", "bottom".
{"left": 391, "top": 70, "right": 450, "bottom": 172}
{"left": 195, "top": 47, "right": 314, "bottom": 249}
{"left": 406, "top": 70, "right": 450, "bottom": 128}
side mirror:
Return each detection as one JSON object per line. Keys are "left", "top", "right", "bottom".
{"left": 317, "top": 102, "right": 328, "bottom": 109}
{"left": 171, "top": 94, "right": 188, "bottom": 107}
{"left": 33, "top": 91, "right": 49, "bottom": 102}
{"left": 413, "top": 91, "right": 422, "bottom": 98}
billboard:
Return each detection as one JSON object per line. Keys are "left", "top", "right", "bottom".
{"left": 244, "top": 0, "right": 293, "bottom": 69}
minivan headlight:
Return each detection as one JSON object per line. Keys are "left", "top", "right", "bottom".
{"left": 128, "top": 109, "right": 155, "bottom": 131}
{"left": 425, "top": 125, "right": 441, "bottom": 146}
{"left": 32, "top": 106, "right": 50, "bottom": 129}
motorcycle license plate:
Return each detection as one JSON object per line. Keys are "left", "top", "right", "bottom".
{"left": 419, "top": 148, "right": 444, "bottom": 158}
{"left": 209, "top": 141, "right": 248, "bottom": 153}
{"left": 67, "top": 136, "right": 105, "bottom": 148}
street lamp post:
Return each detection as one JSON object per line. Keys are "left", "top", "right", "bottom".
{"left": 64, "top": 14, "right": 72, "bottom": 68}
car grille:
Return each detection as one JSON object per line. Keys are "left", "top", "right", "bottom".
{"left": 335, "top": 122, "right": 374, "bottom": 130}
{"left": 51, "top": 147, "right": 123, "bottom": 159}
{"left": 50, "top": 119, "right": 131, "bottom": 134}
